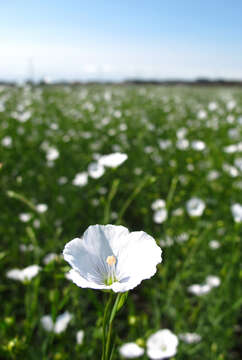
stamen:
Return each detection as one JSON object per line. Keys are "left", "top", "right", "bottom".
{"left": 106, "top": 255, "right": 116, "bottom": 266}
{"left": 105, "top": 255, "right": 117, "bottom": 285}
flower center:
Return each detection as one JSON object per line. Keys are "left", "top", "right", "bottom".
{"left": 105, "top": 255, "right": 117, "bottom": 285}
{"left": 160, "top": 344, "right": 167, "bottom": 352}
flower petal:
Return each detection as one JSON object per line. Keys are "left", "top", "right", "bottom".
{"left": 115, "top": 231, "right": 162, "bottom": 289}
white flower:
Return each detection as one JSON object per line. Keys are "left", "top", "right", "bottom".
{"left": 153, "top": 209, "right": 167, "bottom": 224}
{"left": 223, "top": 164, "right": 239, "bottom": 177}
{"left": 208, "top": 102, "right": 217, "bottom": 111}
{"left": 205, "top": 275, "right": 221, "bottom": 288}
{"left": 19, "top": 244, "right": 34, "bottom": 252}
{"left": 209, "top": 240, "right": 220, "bottom": 249}
{"left": 36, "top": 203, "right": 48, "bottom": 213}
{"left": 179, "top": 332, "right": 201, "bottom": 344}
{"left": 63, "top": 224, "right": 162, "bottom": 293}
{"left": 76, "top": 330, "right": 85, "bottom": 345}
{"left": 6, "top": 265, "right": 41, "bottom": 282}
{"left": 207, "top": 170, "right": 220, "bottom": 181}
{"left": 231, "top": 203, "right": 242, "bottom": 223}
{"left": 41, "top": 315, "right": 53, "bottom": 332}
{"left": 58, "top": 176, "right": 68, "bottom": 185}
{"left": 2, "top": 136, "right": 12, "bottom": 147}
{"left": 98, "top": 152, "right": 128, "bottom": 168}
{"left": 46, "top": 147, "right": 59, "bottom": 161}
{"left": 88, "top": 162, "right": 105, "bottom": 179}
{"left": 176, "top": 138, "right": 189, "bottom": 150}
{"left": 176, "top": 128, "right": 187, "bottom": 139}
{"left": 147, "top": 329, "right": 178, "bottom": 359}
{"left": 72, "top": 172, "right": 88, "bottom": 187}
{"left": 191, "top": 140, "right": 206, "bottom": 151}
{"left": 119, "top": 342, "right": 144, "bottom": 358}
{"left": 235, "top": 158, "right": 242, "bottom": 172}
{"left": 172, "top": 208, "right": 184, "bottom": 217}
{"left": 43, "top": 253, "right": 59, "bottom": 265}
{"left": 224, "top": 144, "right": 238, "bottom": 154}
{"left": 33, "top": 219, "right": 41, "bottom": 228}
{"left": 41, "top": 311, "right": 73, "bottom": 334}
{"left": 19, "top": 213, "right": 32, "bottom": 223}
{"left": 188, "top": 284, "right": 211, "bottom": 296}
{"left": 159, "top": 139, "right": 172, "bottom": 149}
{"left": 151, "top": 199, "right": 166, "bottom": 211}
{"left": 186, "top": 198, "right": 205, "bottom": 217}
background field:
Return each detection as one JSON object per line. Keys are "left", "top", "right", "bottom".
{"left": 1, "top": 84, "right": 242, "bottom": 359}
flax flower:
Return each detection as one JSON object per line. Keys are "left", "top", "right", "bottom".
{"left": 119, "top": 342, "right": 144, "bottom": 358}
{"left": 147, "top": 329, "right": 178, "bottom": 359}
{"left": 63, "top": 224, "right": 162, "bottom": 293}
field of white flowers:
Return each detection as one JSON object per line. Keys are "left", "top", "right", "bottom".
{"left": 1, "top": 84, "right": 242, "bottom": 359}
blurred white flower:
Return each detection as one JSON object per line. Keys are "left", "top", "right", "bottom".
{"left": 63, "top": 224, "right": 162, "bottom": 293}
{"left": 147, "top": 329, "right": 178, "bottom": 359}
{"left": 186, "top": 198, "right": 205, "bottom": 217}
{"left": 188, "top": 274, "right": 220, "bottom": 296}
{"left": 98, "top": 152, "right": 127, "bottom": 168}
{"left": 209, "top": 240, "right": 220, "bottom": 249}
{"left": 234, "top": 158, "right": 242, "bottom": 172}
{"left": 19, "top": 213, "right": 32, "bottom": 223}
{"left": 227, "top": 100, "right": 236, "bottom": 110}
{"left": 43, "top": 253, "right": 59, "bottom": 265}
{"left": 6, "top": 265, "right": 41, "bottom": 282}
{"left": 46, "top": 147, "right": 59, "bottom": 161}
{"left": 208, "top": 102, "right": 217, "bottom": 111}
{"left": 40, "top": 315, "right": 53, "bottom": 332}
{"left": 58, "top": 176, "right": 68, "bottom": 185}
{"left": 231, "top": 203, "right": 242, "bottom": 223}
{"left": 119, "top": 342, "right": 144, "bottom": 358}
{"left": 151, "top": 199, "right": 166, "bottom": 211}
{"left": 176, "top": 233, "right": 189, "bottom": 243}
{"left": 2, "top": 136, "right": 12, "bottom": 147}
{"left": 36, "top": 203, "right": 48, "bottom": 213}
{"left": 33, "top": 219, "right": 41, "bottom": 228}
{"left": 159, "top": 236, "right": 173, "bottom": 247}
{"left": 76, "top": 329, "right": 84, "bottom": 345}
{"left": 205, "top": 275, "right": 221, "bottom": 288}
{"left": 19, "top": 244, "right": 34, "bottom": 252}
{"left": 188, "top": 284, "right": 211, "bottom": 296}
{"left": 134, "top": 168, "right": 142, "bottom": 175}
{"left": 41, "top": 311, "right": 73, "bottom": 334}
{"left": 172, "top": 208, "right": 184, "bottom": 217}
{"left": 197, "top": 110, "right": 207, "bottom": 119}
{"left": 191, "top": 140, "right": 206, "bottom": 151}
{"left": 153, "top": 209, "right": 168, "bottom": 224}
{"left": 176, "top": 138, "right": 189, "bottom": 150}
{"left": 207, "top": 170, "right": 220, "bottom": 181}
{"left": 159, "top": 139, "right": 172, "bottom": 149}
{"left": 88, "top": 162, "right": 105, "bottom": 179}
{"left": 179, "top": 332, "right": 201, "bottom": 344}
{"left": 176, "top": 128, "right": 187, "bottom": 139}
{"left": 223, "top": 164, "right": 239, "bottom": 177}
{"left": 72, "top": 172, "right": 88, "bottom": 187}
{"left": 224, "top": 144, "right": 237, "bottom": 154}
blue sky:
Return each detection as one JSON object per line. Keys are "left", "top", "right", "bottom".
{"left": 1, "top": 0, "right": 242, "bottom": 81}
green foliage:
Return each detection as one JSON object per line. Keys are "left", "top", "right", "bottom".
{"left": 0, "top": 84, "right": 242, "bottom": 359}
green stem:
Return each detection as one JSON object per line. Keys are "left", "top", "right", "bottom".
{"left": 116, "top": 175, "right": 154, "bottom": 224}
{"left": 103, "top": 179, "right": 120, "bottom": 224}
{"left": 101, "top": 292, "right": 123, "bottom": 360}
{"left": 102, "top": 293, "right": 114, "bottom": 360}
{"left": 7, "top": 190, "right": 37, "bottom": 212}
{"left": 165, "top": 176, "right": 178, "bottom": 213}
{"left": 105, "top": 293, "right": 122, "bottom": 360}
